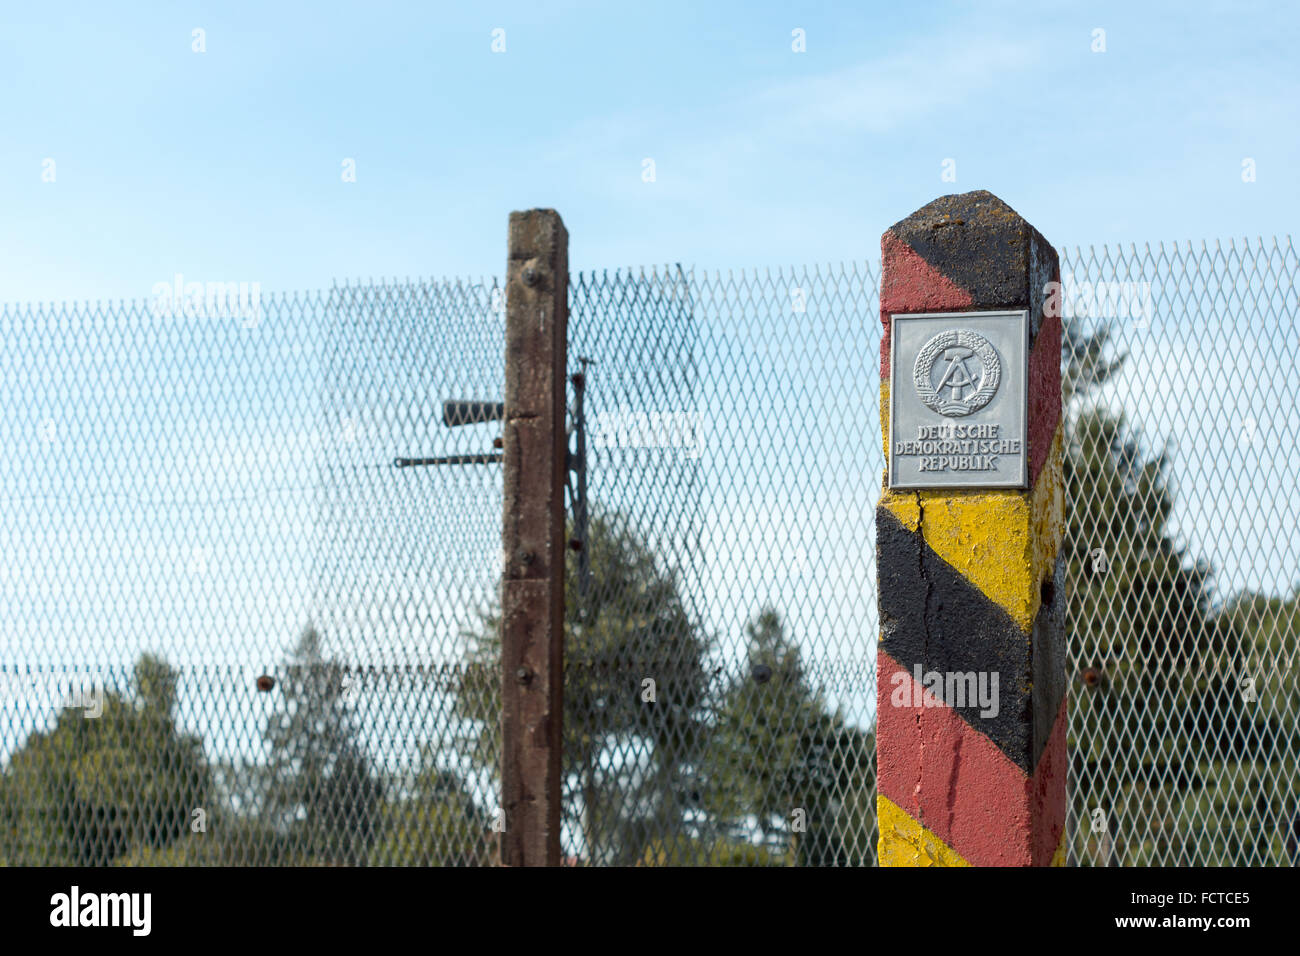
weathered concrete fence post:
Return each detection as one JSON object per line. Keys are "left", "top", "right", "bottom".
{"left": 500, "top": 209, "right": 568, "bottom": 867}
{"left": 876, "top": 191, "right": 1067, "bottom": 866}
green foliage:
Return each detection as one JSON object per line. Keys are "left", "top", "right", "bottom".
{"left": 262, "top": 627, "right": 384, "bottom": 866}
{"left": 1167, "top": 757, "right": 1298, "bottom": 865}
{"left": 638, "top": 835, "right": 788, "bottom": 867}
{"left": 1166, "top": 590, "right": 1300, "bottom": 865}
{"left": 1063, "top": 323, "right": 1223, "bottom": 671}
{"left": 0, "top": 655, "right": 209, "bottom": 866}
{"left": 1061, "top": 319, "right": 1297, "bottom": 865}
{"left": 1218, "top": 591, "right": 1300, "bottom": 725}
{"left": 1065, "top": 320, "right": 1216, "bottom": 862}
{"left": 451, "top": 515, "right": 878, "bottom": 866}
{"left": 114, "top": 832, "right": 224, "bottom": 867}
{"left": 454, "top": 512, "right": 712, "bottom": 865}
{"left": 368, "top": 768, "right": 492, "bottom": 866}
{"left": 704, "top": 608, "right": 875, "bottom": 866}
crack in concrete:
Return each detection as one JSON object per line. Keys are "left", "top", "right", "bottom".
{"left": 915, "top": 490, "right": 928, "bottom": 806}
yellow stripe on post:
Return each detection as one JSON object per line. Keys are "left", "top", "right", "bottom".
{"left": 877, "top": 424, "right": 1063, "bottom": 631}
{"left": 877, "top": 795, "right": 972, "bottom": 868}
{"left": 1050, "top": 828, "right": 1069, "bottom": 867}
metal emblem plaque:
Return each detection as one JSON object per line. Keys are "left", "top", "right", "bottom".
{"left": 888, "top": 310, "right": 1028, "bottom": 490}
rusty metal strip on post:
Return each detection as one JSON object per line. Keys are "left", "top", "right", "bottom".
{"left": 500, "top": 209, "right": 568, "bottom": 867}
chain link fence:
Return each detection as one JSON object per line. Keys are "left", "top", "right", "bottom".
{"left": 0, "top": 238, "right": 1295, "bottom": 865}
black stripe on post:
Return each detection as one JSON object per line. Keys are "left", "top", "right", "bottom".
{"left": 877, "top": 506, "right": 1065, "bottom": 775}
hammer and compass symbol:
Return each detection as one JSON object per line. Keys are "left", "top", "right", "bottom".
{"left": 912, "top": 328, "right": 1002, "bottom": 418}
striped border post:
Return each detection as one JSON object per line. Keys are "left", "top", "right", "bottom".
{"left": 876, "top": 190, "right": 1067, "bottom": 867}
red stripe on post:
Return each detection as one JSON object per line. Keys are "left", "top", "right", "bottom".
{"left": 879, "top": 230, "right": 974, "bottom": 380}
{"left": 876, "top": 649, "right": 1067, "bottom": 867}
{"left": 1027, "top": 304, "right": 1063, "bottom": 488}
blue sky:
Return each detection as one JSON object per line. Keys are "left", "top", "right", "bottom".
{"left": 0, "top": 2, "right": 1297, "bottom": 768}
{"left": 1, "top": 0, "right": 1296, "bottom": 304}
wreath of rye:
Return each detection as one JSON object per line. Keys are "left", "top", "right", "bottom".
{"left": 912, "top": 329, "right": 1001, "bottom": 417}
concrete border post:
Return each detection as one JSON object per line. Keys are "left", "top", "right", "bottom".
{"left": 875, "top": 190, "right": 1067, "bottom": 867}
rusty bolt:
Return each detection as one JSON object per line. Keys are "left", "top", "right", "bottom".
{"left": 1080, "top": 666, "right": 1101, "bottom": 689}
{"left": 256, "top": 674, "right": 275, "bottom": 692}
{"left": 493, "top": 436, "right": 503, "bottom": 449}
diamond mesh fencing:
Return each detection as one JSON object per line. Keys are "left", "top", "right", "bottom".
{"left": 0, "top": 280, "right": 508, "bottom": 866}
{"left": 563, "top": 264, "right": 878, "bottom": 866}
{"left": 1059, "top": 239, "right": 1300, "bottom": 866}
{"left": 0, "top": 238, "right": 1295, "bottom": 866}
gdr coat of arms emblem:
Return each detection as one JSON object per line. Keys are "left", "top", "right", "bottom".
{"left": 912, "top": 328, "right": 1002, "bottom": 417}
